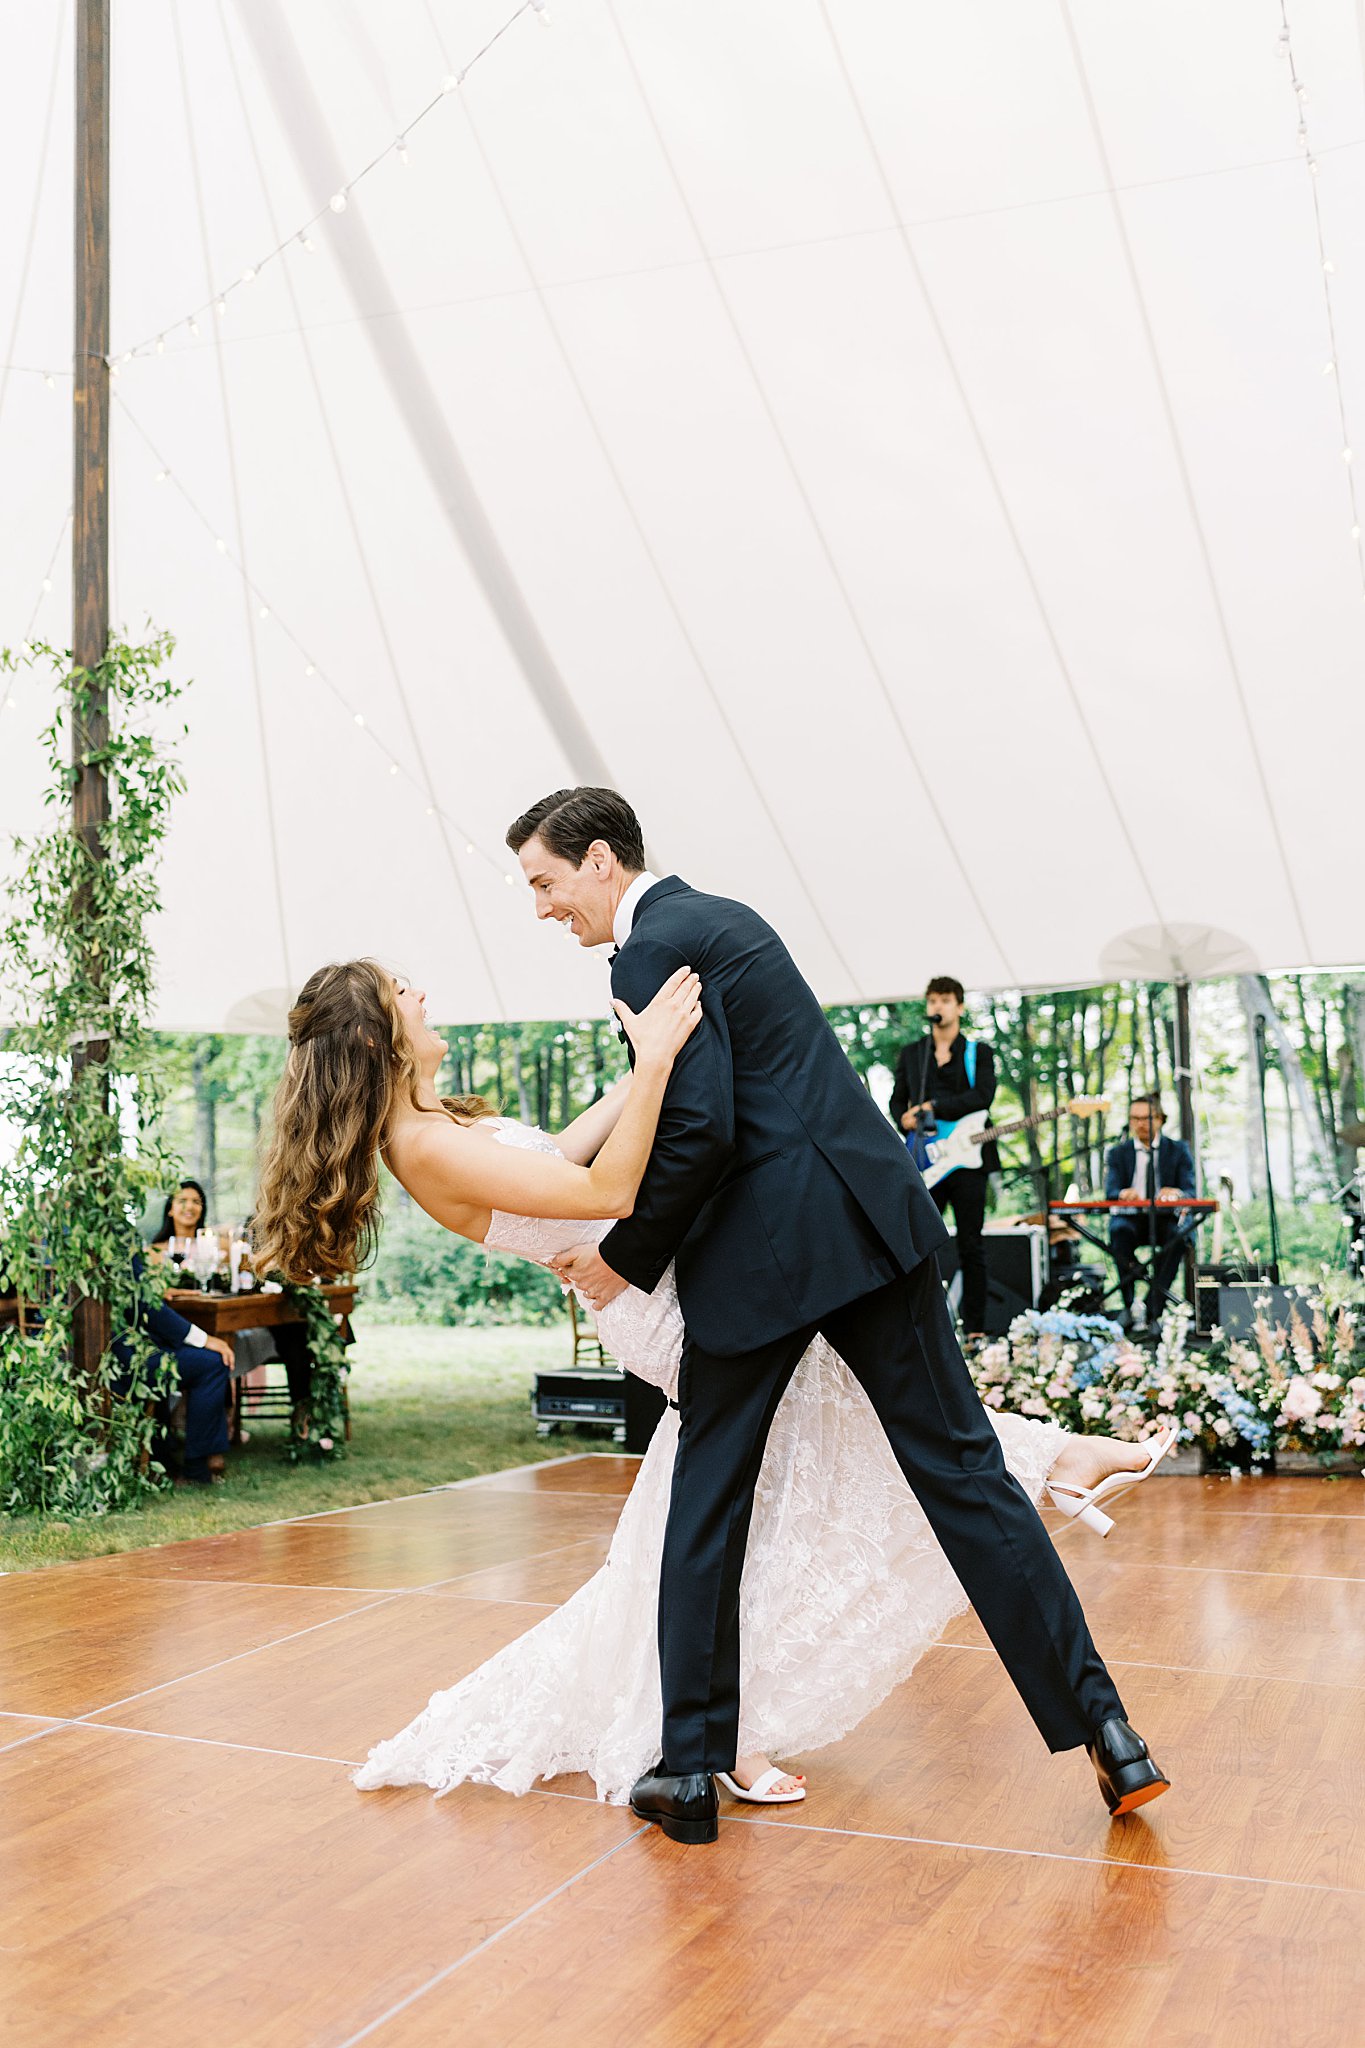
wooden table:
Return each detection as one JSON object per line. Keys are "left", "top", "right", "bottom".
{"left": 163, "top": 1284, "right": 358, "bottom": 1442}
{"left": 161, "top": 1282, "right": 358, "bottom": 1335}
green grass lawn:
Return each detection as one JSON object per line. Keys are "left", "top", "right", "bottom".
{"left": 0, "top": 1325, "right": 615, "bottom": 1574}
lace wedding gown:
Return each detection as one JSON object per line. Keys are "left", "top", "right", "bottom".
{"left": 355, "top": 1120, "right": 1068, "bottom": 1805}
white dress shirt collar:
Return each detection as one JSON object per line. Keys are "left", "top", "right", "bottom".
{"left": 613, "top": 870, "right": 660, "bottom": 949}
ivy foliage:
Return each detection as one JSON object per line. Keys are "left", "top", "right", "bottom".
{"left": 0, "top": 633, "right": 187, "bottom": 1513}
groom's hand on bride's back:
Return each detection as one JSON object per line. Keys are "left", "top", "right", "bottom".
{"left": 550, "top": 1244, "right": 628, "bottom": 1310}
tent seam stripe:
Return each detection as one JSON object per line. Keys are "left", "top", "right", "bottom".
{"left": 602, "top": 0, "right": 1017, "bottom": 986}
{"left": 213, "top": 0, "right": 505, "bottom": 1015}
{"left": 1057, "top": 0, "right": 1314, "bottom": 963}
{"left": 170, "top": 0, "right": 294, "bottom": 993}
{"left": 815, "top": 0, "right": 1169, "bottom": 940}
{"left": 451, "top": 96, "right": 862, "bottom": 992}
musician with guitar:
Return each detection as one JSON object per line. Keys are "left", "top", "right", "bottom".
{"left": 890, "top": 979, "right": 998, "bottom": 1338}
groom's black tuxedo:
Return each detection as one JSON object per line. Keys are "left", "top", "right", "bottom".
{"left": 599, "top": 877, "right": 1124, "bottom": 1778}
{"left": 600, "top": 878, "right": 948, "bottom": 1356}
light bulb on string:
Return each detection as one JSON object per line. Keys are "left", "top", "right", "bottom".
{"left": 1352, "top": 524, "right": 1361, "bottom": 539}
{"left": 1324, "top": 361, "right": 1337, "bottom": 376}
{"left": 188, "top": 318, "right": 199, "bottom": 337}
{"left": 1308, "top": 156, "right": 1320, "bottom": 175}
{"left": 1297, "top": 122, "right": 1309, "bottom": 149}
{"left": 465, "top": 842, "right": 475, "bottom": 855}
{"left": 43, "top": 374, "right": 55, "bottom": 389}
{"left": 215, "top": 538, "right": 227, "bottom": 554}
{"left": 155, "top": 336, "right": 165, "bottom": 354}
{"left": 1343, "top": 448, "right": 1353, "bottom": 464}
{"left": 442, "top": 73, "right": 461, "bottom": 92}
{"left": 354, "top": 712, "right": 365, "bottom": 727}
{"left": 298, "top": 233, "right": 315, "bottom": 253}
{"left": 1324, "top": 259, "right": 1335, "bottom": 274}
{"left": 1278, "top": 26, "right": 1291, "bottom": 55}
{"left": 389, "top": 762, "right": 399, "bottom": 775}
{"left": 304, "top": 663, "right": 316, "bottom": 676}
{"left": 155, "top": 469, "right": 170, "bottom": 484}
{"left": 215, "top": 296, "right": 226, "bottom": 314}
{"left": 396, "top": 136, "right": 410, "bottom": 166}
{"left": 258, "top": 605, "right": 270, "bottom": 620}
{"left": 41, "top": 578, "right": 52, "bottom": 593}
{"left": 426, "top": 805, "right": 436, "bottom": 816}
{"left": 329, "top": 191, "right": 348, "bottom": 214}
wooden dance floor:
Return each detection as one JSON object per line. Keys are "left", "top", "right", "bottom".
{"left": 2, "top": 1454, "right": 1362, "bottom": 2046}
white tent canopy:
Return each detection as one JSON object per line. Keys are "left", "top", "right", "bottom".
{"left": 2, "top": 0, "right": 1363, "bottom": 1028}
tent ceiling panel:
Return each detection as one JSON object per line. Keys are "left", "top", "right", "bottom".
{"left": 3, "top": 0, "right": 1364, "bottom": 1028}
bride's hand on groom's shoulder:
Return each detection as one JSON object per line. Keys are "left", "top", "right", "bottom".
{"left": 613, "top": 966, "right": 703, "bottom": 1069}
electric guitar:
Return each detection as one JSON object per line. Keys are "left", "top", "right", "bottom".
{"left": 907, "top": 1097, "right": 1110, "bottom": 1191}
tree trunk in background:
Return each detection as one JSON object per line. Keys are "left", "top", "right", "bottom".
{"left": 1240, "top": 974, "right": 1334, "bottom": 1191}
{"left": 591, "top": 1021, "right": 606, "bottom": 1102}
{"left": 536, "top": 1048, "right": 550, "bottom": 1132}
{"left": 1238, "top": 977, "right": 1268, "bottom": 1199}
{"left": 1339, "top": 986, "right": 1362, "bottom": 1182}
{"left": 512, "top": 1030, "right": 532, "bottom": 1122}
{"left": 1018, "top": 996, "right": 1044, "bottom": 1179}
{"left": 1283, "top": 1068, "right": 1296, "bottom": 1202}
{"left": 192, "top": 1042, "right": 218, "bottom": 1213}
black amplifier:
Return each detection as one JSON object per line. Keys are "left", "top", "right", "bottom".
{"left": 935, "top": 1226, "right": 1046, "bottom": 1335}
{"left": 1195, "top": 1279, "right": 1300, "bottom": 1338}
{"left": 532, "top": 1369, "right": 626, "bottom": 1439}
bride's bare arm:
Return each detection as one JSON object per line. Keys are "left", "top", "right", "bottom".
{"left": 402, "top": 972, "right": 701, "bottom": 1224}
{"left": 556, "top": 1074, "right": 631, "bottom": 1166}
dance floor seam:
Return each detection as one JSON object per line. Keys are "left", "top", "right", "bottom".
{"left": 719, "top": 1811, "right": 1365, "bottom": 1898}
{"left": 331, "top": 1825, "right": 653, "bottom": 2048}
{"left": 85, "top": 1590, "right": 404, "bottom": 1718}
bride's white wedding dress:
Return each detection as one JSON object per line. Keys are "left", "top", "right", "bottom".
{"left": 355, "top": 1120, "right": 1068, "bottom": 1805}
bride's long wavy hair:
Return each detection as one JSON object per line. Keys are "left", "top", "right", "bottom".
{"left": 252, "top": 959, "right": 494, "bottom": 1283}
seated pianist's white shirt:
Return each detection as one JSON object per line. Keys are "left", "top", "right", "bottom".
{"left": 613, "top": 871, "right": 660, "bottom": 950}
{"left": 1131, "top": 1144, "right": 1151, "bottom": 1198}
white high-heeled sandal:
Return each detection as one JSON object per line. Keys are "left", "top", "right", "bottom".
{"left": 1045, "top": 1425, "right": 1179, "bottom": 1538}
{"left": 716, "top": 1767, "right": 806, "bottom": 1805}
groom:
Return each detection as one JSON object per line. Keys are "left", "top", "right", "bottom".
{"left": 508, "top": 787, "right": 1168, "bottom": 1843}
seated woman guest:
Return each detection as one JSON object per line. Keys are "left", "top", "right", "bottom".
{"left": 148, "top": 1178, "right": 209, "bottom": 1261}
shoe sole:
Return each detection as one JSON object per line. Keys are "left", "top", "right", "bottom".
{"left": 1107, "top": 1776, "right": 1171, "bottom": 1818}
{"left": 630, "top": 1801, "right": 718, "bottom": 1845}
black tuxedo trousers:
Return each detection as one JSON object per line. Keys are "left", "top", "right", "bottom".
{"left": 659, "top": 1259, "right": 1126, "bottom": 1773}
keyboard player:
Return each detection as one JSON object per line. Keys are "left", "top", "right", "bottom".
{"left": 1105, "top": 1093, "right": 1197, "bottom": 1331}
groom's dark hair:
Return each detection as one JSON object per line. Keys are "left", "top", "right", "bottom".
{"left": 506, "top": 787, "right": 646, "bottom": 872}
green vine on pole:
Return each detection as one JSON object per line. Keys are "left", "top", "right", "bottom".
{"left": 0, "top": 632, "right": 187, "bottom": 1514}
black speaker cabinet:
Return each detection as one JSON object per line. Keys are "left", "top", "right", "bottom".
{"left": 1209, "top": 1281, "right": 1300, "bottom": 1338}
{"left": 934, "top": 1226, "right": 1045, "bottom": 1335}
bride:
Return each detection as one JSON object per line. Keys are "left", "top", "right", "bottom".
{"left": 252, "top": 959, "right": 1171, "bottom": 1810}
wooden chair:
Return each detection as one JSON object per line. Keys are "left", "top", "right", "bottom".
{"left": 566, "top": 1290, "right": 613, "bottom": 1369}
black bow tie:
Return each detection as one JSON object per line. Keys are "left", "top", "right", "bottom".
{"left": 609, "top": 946, "right": 620, "bottom": 963}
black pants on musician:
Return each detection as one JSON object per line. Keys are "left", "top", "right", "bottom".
{"left": 658, "top": 1259, "right": 1126, "bottom": 1777}
{"left": 931, "top": 1168, "right": 989, "bottom": 1334}
{"left": 1110, "top": 1216, "right": 1186, "bottom": 1322}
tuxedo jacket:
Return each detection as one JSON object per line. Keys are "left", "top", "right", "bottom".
{"left": 599, "top": 877, "right": 947, "bottom": 1357}
{"left": 1103, "top": 1134, "right": 1196, "bottom": 1234}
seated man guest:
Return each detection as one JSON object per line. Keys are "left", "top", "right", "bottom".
{"left": 890, "top": 977, "right": 998, "bottom": 1339}
{"left": 1105, "top": 1094, "right": 1197, "bottom": 1331}
{"left": 115, "top": 1260, "right": 235, "bottom": 1484}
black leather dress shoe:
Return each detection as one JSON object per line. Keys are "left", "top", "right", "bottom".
{"left": 1089, "top": 1717, "right": 1170, "bottom": 1817}
{"left": 630, "top": 1765, "right": 719, "bottom": 1845}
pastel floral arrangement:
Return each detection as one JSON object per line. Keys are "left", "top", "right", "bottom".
{"left": 970, "top": 1281, "right": 1363, "bottom": 1472}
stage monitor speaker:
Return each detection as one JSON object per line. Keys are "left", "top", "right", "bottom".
{"left": 1210, "top": 1282, "right": 1301, "bottom": 1338}
{"left": 532, "top": 1368, "right": 625, "bottom": 1438}
{"left": 934, "top": 1226, "right": 1045, "bottom": 1336}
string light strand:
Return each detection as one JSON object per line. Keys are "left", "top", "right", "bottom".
{"left": 107, "top": 0, "right": 546, "bottom": 370}
{"left": 114, "top": 395, "right": 523, "bottom": 887}
{"left": 1277, "top": 4, "right": 1364, "bottom": 595}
